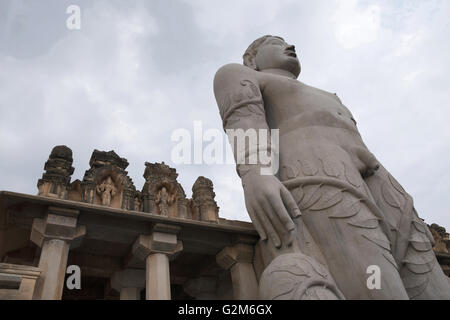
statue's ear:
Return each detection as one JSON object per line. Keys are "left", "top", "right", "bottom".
{"left": 243, "top": 53, "right": 257, "bottom": 70}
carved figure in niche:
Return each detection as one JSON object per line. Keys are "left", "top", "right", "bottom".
{"left": 156, "top": 186, "right": 174, "bottom": 217}
{"left": 134, "top": 196, "right": 141, "bottom": 212}
{"left": 96, "top": 176, "right": 116, "bottom": 206}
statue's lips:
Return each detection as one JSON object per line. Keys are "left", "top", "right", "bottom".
{"left": 285, "top": 51, "right": 297, "bottom": 58}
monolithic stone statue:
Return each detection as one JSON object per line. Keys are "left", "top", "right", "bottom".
{"left": 156, "top": 187, "right": 173, "bottom": 217}
{"left": 96, "top": 176, "right": 117, "bottom": 206}
{"left": 213, "top": 35, "right": 450, "bottom": 299}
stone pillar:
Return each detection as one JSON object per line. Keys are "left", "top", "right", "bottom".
{"left": 146, "top": 253, "right": 170, "bottom": 300}
{"left": 30, "top": 207, "right": 85, "bottom": 300}
{"left": 132, "top": 224, "right": 182, "bottom": 300}
{"left": 110, "top": 268, "right": 145, "bottom": 300}
{"left": 36, "top": 239, "right": 68, "bottom": 299}
{"left": 216, "top": 243, "right": 259, "bottom": 300}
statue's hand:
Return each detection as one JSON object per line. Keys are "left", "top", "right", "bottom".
{"left": 242, "top": 169, "right": 301, "bottom": 248}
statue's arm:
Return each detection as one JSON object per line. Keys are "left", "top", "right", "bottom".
{"left": 213, "top": 64, "right": 271, "bottom": 177}
{"left": 213, "top": 64, "right": 300, "bottom": 248}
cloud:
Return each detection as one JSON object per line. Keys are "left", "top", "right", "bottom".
{"left": 0, "top": 0, "right": 449, "bottom": 229}
{"left": 333, "top": 0, "right": 381, "bottom": 49}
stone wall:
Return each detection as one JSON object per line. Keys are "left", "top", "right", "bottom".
{"left": 0, "top": 263, "right": 41, "bottom": 300}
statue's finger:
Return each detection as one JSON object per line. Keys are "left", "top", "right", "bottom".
{"left": 280, "top": 187, "right": 301, "bottom": 219}
{"left": 267, "top": 192, "right": 296, "bottom": 233}
{"left": 245, "top": 202, "right": 267, "bottom": 241}
{"left": 261, "top": 196, "right": 288, "bottom": 236}
{"left": 253, "top": 201, "right": 281, "bottom": 248}
{"left": 286, "top": 228, "right": 295, "bottom": 247}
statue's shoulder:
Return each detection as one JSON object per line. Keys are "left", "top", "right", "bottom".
{"left": 215, "top": 63, "right": 258, "bottom": 82}
{"left": 214, "top": 64, "right": 260, "bottom": 95}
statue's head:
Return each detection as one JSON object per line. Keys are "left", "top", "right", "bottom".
{"left": 243, "top": 35, "right": 300, "bottom": 78}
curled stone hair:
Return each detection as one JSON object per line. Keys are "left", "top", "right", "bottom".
{"left": 243, "top": 35, "right": 285, "bottom": 70}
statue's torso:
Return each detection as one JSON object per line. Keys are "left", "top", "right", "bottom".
{"left": 255, "top": 71, "right": 376, "bottom": 180}
{"left": 259, "top": 74, "right": 355, "bottom": 131}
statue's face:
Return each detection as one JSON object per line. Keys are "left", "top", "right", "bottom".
{"left": 255, "top": 37, "right": 301, "bottom": 78}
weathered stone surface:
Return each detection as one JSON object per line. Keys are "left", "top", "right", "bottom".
{"left": 428, "top": 223, "right": 450, "bottom": 276}
{"left": 146, "top": 253, "right": 171, "bottom": 300}
{"left": 214, "top": 35, "right": 450, "bottom": 299}
{"left": 429, "top": 223, "right": 450, "bottom": 254}
{"left": 259, "top": 253, "right": 344, "bottom": 300}
{"left": 37, "top": 146, "right": 74, "bottom": 199}
{"left": 0, "top": 190, "right": 257, "bottom": 300}
{"left": 33, "top": 238, "right": 69, "bottom": 300}
{"left": 0, "top": 273, "right": 21, "bottom": 289}
{"left": 142, "top": 162, "right": 188, "bottom": 219}
{"left": 37, "top": 148, "right": 224, "bottom": 224}
{"left": 0, "top": 263, "right": 41, "bottom": 300}
{"left": 80, "top": 150, "right": 136, "bottom": 210}
{"left": 30, "top": 207, "right": 85, "bottom": 248}
{"left": 132, "top": 226, "right": 183, "bottom": 261}
{"left": 130, "top": 224, "right": 184, "bottom": 300}
{"left": 111, "top": 268, "right": 145, "bottom": 300}
{"left": 216, "top": 243, "right": 258, "bottom": 300}
{"left": 216, "top": 243, "right": 254, "bottom": 270}
{"left": 30, "top": 207, "right": 85, "bottom": 300}
{"left": 191, "top": 176, "right": 219, "bottom": 223}
{"left": 89, "top": 149, "right": 129, "bottom": 170}
{"left": 133, "top": 190, "right": 142, "bottom": 212}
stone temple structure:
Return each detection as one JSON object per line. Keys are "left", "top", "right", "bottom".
{"left": 0, "top": 146, "right": 259, "bottom": 300}
{"left": 0, "top": 146, "right": 448, "bottom": 300}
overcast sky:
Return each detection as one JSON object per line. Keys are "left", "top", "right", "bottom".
{"left": 0, "top": 0, "right": 449, "bottom": 229}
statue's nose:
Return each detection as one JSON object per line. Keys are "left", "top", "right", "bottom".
{"left": 286, "top": 45, "right": 296, "bottom": 52}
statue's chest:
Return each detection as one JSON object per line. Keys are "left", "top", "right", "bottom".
{"left": 262, "top": 78, "right": 346, "bottom": 117}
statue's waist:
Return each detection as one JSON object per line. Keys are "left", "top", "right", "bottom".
{"left": 276, "top": 135, "right": 378, "bottom": 185}
{"left": 277, "top": 125, "right": 366, "bottom": 153}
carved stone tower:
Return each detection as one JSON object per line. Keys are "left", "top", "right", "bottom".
{"left": 191, "top": 176, "right": 219, "bottom": 223}
{"left": 81, "top": 150, "right": 136, "bottom": 210}
{"left": 142, "top": 162, "right": 189, "bottom": 218}
{"left": 37, "top": 145, "right": 74, "bottom": 199}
